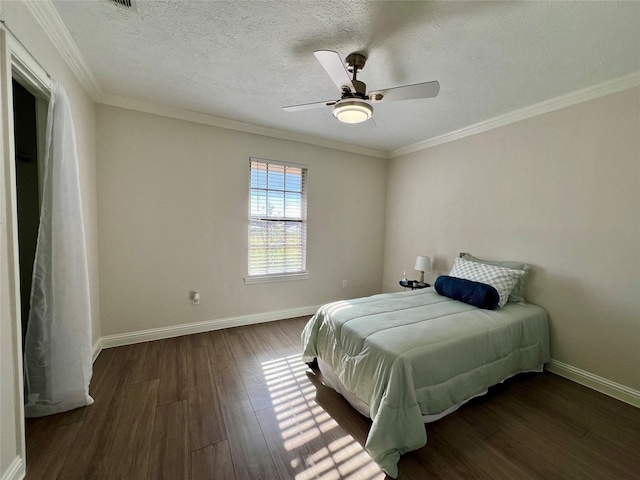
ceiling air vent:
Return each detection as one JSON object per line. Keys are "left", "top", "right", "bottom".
{"left": 110, "top": 0, "right": 133, "bottom": 8}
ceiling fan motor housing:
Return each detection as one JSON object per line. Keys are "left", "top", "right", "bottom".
{"left": 344, "top": 79, "right": 367, "bottom": 98}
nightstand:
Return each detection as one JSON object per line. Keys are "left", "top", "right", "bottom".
{"left": 399, "top": 280, "right": 430, "bottom": 290}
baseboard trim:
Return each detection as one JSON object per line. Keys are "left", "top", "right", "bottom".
{"left": 91, "top": 339, "right": 102, "bottom": 363}
{"left": 99, "top": 305, "right": 319, "bottom": 350}
{"left": 1, "top": 456, "right": 24, "bottom": 480}
{"left": 546, "top": 359, "right": 640, "bottom": 408}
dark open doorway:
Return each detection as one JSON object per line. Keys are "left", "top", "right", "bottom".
{"left": 12, "top": 78, "right": 41, "bottom": 349}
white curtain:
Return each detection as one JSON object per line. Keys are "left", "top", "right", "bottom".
{"left": 24, "top": 80, "right": 93, "bottom": 417}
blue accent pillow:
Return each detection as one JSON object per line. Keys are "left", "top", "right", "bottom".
{"left": 434, "top": 275, "right": 500, "bottom": 310}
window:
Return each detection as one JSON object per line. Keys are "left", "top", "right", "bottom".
{"left": 247, "top": 158, "right": 307, "bottom": 280}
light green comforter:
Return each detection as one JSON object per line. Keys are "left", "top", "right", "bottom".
{"left": 301, "top": 288, "right": 550, "bottom": 478}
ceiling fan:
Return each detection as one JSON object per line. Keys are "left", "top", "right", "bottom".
{"left": 283, "top": 50, "right": 440, "bottom": 124}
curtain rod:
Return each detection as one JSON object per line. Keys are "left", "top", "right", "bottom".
{"left": 0, "top": 19, "right": 52, "bottom": 81}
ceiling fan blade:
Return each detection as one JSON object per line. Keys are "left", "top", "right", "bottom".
{"left": 314, "top": 50, "right": 355, "bottom": 93}
{"left": 283, "top": 100, "right": 336, "bottom": 112}
{"left": 369, "top": 81, "right": 440, "bottom": 103}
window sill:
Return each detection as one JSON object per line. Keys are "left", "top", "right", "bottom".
{"left": 244, "top": 273, "right": 309, "bottom": 285}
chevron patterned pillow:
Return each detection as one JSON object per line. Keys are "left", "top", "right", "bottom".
{"left": 449, "top": 256, "right": 525, "bottom": 308}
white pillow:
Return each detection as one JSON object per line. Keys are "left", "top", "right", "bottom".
{"left": 449, "top": 257, "right": 524, "bottom": 308}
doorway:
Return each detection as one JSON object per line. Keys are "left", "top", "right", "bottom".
{"left": 12, "top": 78, "right": 41, "bottom": 349}
{"left": 2, "top": 29, "right": 53, "bottom": 477}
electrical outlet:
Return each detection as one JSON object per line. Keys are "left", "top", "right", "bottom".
{"left": 192, "top": 291, "right": 200, "bottom": 305}
{"left": 342, "top": 279, "right": 348, "bottom": 288}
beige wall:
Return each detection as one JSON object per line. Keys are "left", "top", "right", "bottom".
{"left": 383, "top": 87, "right": 640, "bottom": 391}
{"left": 96, "top": 104, "right": 387, "bottom": 337}
{"left": 0, "top": 1, "right": 99, "bottom": 476}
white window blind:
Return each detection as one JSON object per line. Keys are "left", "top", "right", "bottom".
{"left": 248, "top": 158, "right": 307, "bottom": 277}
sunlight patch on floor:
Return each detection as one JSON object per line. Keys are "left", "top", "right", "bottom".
{"left": 262, "top": 354, "right": 384, "bottom": 480}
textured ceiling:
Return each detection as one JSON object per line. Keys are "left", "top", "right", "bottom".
{"left": 51, "top": 0, "right": 640, "bottom": 153}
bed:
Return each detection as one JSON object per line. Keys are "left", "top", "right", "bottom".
{"left": 301, "top": 285, "right": 550, "bottom": 478}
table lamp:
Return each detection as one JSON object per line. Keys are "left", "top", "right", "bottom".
{"left": 415, "top": 256, "right": 431, "bottom": 285}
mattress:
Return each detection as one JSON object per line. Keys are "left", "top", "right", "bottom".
{"left": 301, "top": 288, "right": 550, "bottom": 478}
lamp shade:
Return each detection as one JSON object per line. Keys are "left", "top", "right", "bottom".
{"left": 415, "top": 256, "right": 431, "bottom": 272}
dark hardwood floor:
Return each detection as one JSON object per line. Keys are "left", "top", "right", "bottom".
{"left": 25, "top": 317, "right": 640, "bottom": 479}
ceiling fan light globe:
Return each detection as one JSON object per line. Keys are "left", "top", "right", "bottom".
{"left": 332, "top": 100, "right": 373, "bottom": 124}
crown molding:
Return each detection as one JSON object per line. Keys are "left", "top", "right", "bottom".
{"left": 389, "top": 71, "right": 640, "bottom": 159}
{"left": 98, "top": 93, "right": 388, "bottom": 158}
{"left": 23, "top": 0, "right": 101, "bottom": 100}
